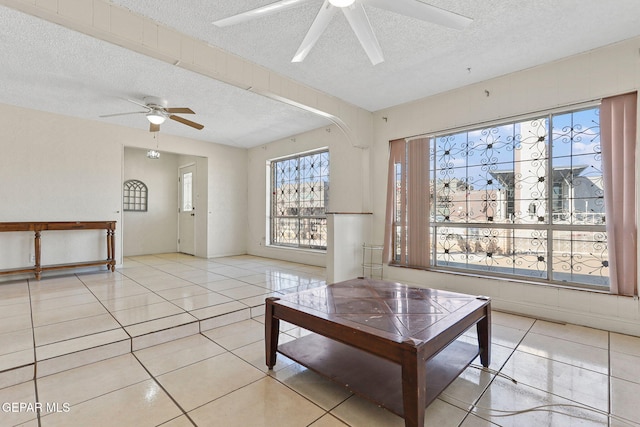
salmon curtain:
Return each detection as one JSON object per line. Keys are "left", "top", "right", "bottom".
{"left": 601, "top": 92, "right": 638, "bottom": 296}
{"left": 382, "top": 138, "right": 430, "bottom": 268}
{"left": 407, "top": 138, "right": 430, "bottom": 268}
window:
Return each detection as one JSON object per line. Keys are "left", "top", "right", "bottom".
{"left": 270, "top": 150, "right": 329, "bottom": 250}
{"left": 392, "top": 106, "right": 610, "bottom": 289}
{"left": 182, "top": 171, "right": 193, "bottom": 212}
{"left": 123, "top": 179, "right": 148, "bottom": 212}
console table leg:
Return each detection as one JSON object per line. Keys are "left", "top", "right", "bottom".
{"left": 107, "top": 229, "right": 115, "bottom": 272}
{"left": 265, "top": 297, "right": 281, "bottom": 369}
{"left": 34, "top": 231, "right": 42, "bottom": 280}
{"left": 477, "top": 304, "right": 492, "bottom": 367}
{"left": 401, "top": 348, "right": 426, "bottom": 427}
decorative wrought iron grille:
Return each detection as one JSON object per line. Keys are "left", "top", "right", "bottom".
{"left": 123, "top": 179, "right": 148, "bottom": 212}
{"left": 394, "top": 106, "right": 608, "bottom": 289}
{"left": 270, "top": 150, "right": 329, "bottom": 250}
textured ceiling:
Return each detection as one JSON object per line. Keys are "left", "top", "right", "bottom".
{"left": 0, "top": 5, "right": 330, "bottom": 148}
{"left": 1, "top": 1, "right": 640, "bottom": 148}
{"left": 112, "top": 0, "right": 640, "bottom": 111}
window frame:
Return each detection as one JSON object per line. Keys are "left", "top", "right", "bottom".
{"left": 269, "top": 148, "right": 329, "bottom": 251}
{"left": 392, "top": 101, "right": 610, "bottom": 291}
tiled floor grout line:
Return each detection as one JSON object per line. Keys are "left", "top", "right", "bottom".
{"left": 190, "top": 318, "right": 342, "bottom": 426}
{"left": 32, "top": 323, "right": 269, "bottom": 425}
{"left": 26, "top": 278, "right": 42, "bottom": 427}
{"left": 608, "top": 331, "right": 612, "bottom": 427}
{"left": 265, "top": 365, "right": 351, "bottom": 427}
{"left": 11, "top": 255, "right": 631, "bottom": 425}
{"left": 117, "top": 268, "right": 200, "bottom": 315}
{"left": 117, "top": 258, "right": 275, "bottom": 319}
{"left": 74, "top": 272, "right": 136, "bottom": 344}
{"left": 475, "top": 319, "right": 625, "bottom": 426}
{"left": 25, "top": 260, "right": 267, "bottom": 381}
{"left": 96, "top": 261, "right": 256, "bottom": 336}
{"left": 457, "top": 317, "right": 538, "bottom": 426}
{"left": 180, "top": 369, "right": 267, "bottom": 424}
{"left": 130, "top": 351, "right": 198, "bottom": 427}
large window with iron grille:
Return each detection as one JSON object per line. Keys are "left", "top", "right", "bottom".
{"left": 393, "top": 105, "right": 610, "bottom": 289}
{"left": 270, "top": 150, "right": 329, "bottom": 250}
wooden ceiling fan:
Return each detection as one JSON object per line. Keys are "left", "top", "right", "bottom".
{"left": 100, "top": 96, "right": 204, "bottom": 132}
{"left": 213, "top": 0, "right": 472, "bottom": 65}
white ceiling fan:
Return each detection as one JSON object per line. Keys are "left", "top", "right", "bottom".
{"left": 213, "top": 0, "right": 472, "bottom": 65}
{"left": 99, "top": 96, "right": 204, "bottom": 132}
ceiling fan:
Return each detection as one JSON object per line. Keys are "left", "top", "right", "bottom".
{"left": 213, "top": 0, "right": 472, "bottom": 65}
{"left": 100, "top": 96, "right": 204, "bottom": 132}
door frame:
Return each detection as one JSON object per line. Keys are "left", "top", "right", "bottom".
{"left": 178, "top": 162, "right": 197, "bottom": 255}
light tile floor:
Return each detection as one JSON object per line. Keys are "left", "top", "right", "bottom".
{"left": 0, "top": 253, "right": 639, "bottom": 426}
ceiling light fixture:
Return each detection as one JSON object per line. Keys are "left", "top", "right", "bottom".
{"left": 146, "top": 132, "right": 161, "bottom": 159}
{"left": 146, "top": 109, "right": 166, "bottom": 125}
{"left": 328, "top": 0, "right": 355, "bottom": 7}
{"left": 146, "top": 150, "right": 161, "bottom": 159}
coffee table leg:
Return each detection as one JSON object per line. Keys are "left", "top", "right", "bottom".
{"left": 401, "top": 346, "right": 426, "bottom": 427}
{"left": 265, "top": 297, "right": 280, "bottom": 369}
{"left": 476, "top": 304, "right": 491, "bottom": 367}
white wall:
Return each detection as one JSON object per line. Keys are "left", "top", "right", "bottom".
{"left": 111, "top": 122, "right": 246, "bottom": 259}
{"left": 0, "top": 103, "right": 123, "bottom": 269}
{"left": 246, "top": 124, "right": 372, "bottom": 266}
{"left": 0, "top": 103, "right": 247, "bottom": 275}
{"left": 326, "top": 213, "right": 372, "bottom": 283}
{"left": 370, "top": 37, "right": 640, "bottom": 336}
{"left": 123, "top": 148, "right": 179, "bottom": 256}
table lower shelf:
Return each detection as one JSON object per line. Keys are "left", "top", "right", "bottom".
{"left": 278, "top": 333, "right": 479, "bottom": 417}
{"left": 0, "top": 260, "right": 114, "bottom": 279}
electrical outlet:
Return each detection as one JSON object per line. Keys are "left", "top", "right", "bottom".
{"left": 30, "top": 254, "right": 35, "bottom": 263}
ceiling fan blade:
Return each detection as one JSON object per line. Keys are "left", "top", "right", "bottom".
{"left": 365, "top": 0, "right": 472, "bottom": 30}
{"left": 165, "top": 107, "right": 195, "bottom": 114}
{"left": 169, "top": 115, "right": 204, "bottom": 130}
{"left": 125, "top": 98, "right": 152, "bottom": 109}
{"left": 150, "top": 123, "right": 160, "bottom": 132}
{"left": 99, "top": 111, "right": 148, "bottom": 118}
{"left": 342, "top": 3, "right": 384, "bottom": 65}
{"left": 292, "top": 1, "right": 338, "bottom": 63}
{"left": 214, "top": 0, "right": 315, "bottom": 27}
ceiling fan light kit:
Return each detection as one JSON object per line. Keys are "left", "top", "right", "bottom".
{"left": 146, "top": 110, "right": 166, "bottom": 125}
{"left": 213, "top": 0, "right": 473, "bottom": 65}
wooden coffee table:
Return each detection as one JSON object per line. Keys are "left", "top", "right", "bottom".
{"left": 265, "top": 278, "right": 491, "bottom": 427}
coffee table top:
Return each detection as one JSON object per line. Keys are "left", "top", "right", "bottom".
{"left": 275, "top": 278, "right": 489, "bottom": 344}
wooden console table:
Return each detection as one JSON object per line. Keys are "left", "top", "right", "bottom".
{"left": 0, "top": 221, "right": 116, "bottom": 280}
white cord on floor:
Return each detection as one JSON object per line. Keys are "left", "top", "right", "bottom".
{"left": 443, "top": 368, "right": 639, "bottom": 427}
{"left": 443, "top": 392, "right": 640, "bottom": 426}
{"left": 468, "top": 364, "right": 517, "bottom": 383}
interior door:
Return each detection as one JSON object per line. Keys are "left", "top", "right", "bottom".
{"left": 178, "top": 164, "right": 196, "bottom": 255}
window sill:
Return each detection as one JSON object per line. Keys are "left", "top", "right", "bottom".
{"left": 387, "top": 263, "right": 610, "bottom": 295}
{"left": 266, "top": 245, "right": 326, "bottom": 255}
